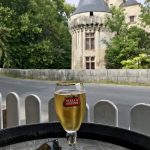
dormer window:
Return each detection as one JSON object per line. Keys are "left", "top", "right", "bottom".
{"left": 90, "top": 11, "right": 93, "bottom": 16}
{"left": 129, "top": 16, "right": 135, "bottom": 23}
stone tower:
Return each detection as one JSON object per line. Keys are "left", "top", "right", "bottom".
{"left": 68, "top": 0, "right": 112, "bottom": 69}
{"left": 68, "top": 0, "right": 141, "bottom": 69}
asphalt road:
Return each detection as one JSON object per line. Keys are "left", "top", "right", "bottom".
{"left": 0, "top": 76, "right": 150, "bottom": 129}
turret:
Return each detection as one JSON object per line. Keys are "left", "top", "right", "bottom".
{"left": 68, "top": 0, "right": 112, "bottom": 69}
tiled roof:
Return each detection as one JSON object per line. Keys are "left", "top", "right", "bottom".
{"left": 122, "top": 0, "right": 140, "bottom": 7}
{"left": 73, "top": 0, "right": 109, "bottom": 15}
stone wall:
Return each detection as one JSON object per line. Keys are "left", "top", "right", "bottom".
{"left": 0, "top": 69, "right": 150, "bottom": 85}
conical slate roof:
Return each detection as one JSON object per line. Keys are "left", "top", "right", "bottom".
{"left": 72, "top": 0, "right": 109, "bottom": 15}
{"left": 122, "top": 0, "right": 140, "bottom": 6}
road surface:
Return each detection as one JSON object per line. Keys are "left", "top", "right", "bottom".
{"left": 0, "top": 76, "right": 150, "bottom": 129}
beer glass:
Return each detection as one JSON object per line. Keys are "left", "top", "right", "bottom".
{"left": 54, "top": 81, "right": 86, "bottom": 150}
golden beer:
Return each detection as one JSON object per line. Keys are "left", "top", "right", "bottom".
{"left": 54, "top": 89, "right": 86, "bottom": 133}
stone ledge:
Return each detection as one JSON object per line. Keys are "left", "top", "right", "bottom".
{"left": 1, "top": 69, "right": 150, "bottom": 85}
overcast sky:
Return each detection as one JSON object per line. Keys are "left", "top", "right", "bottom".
{"left": 65, "top": 0, "right": 144, "bottom": 6}
{"left": 65, "top": 0, "right": 79, "bottom": 6}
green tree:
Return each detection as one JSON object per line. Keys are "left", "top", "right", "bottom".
{"left": 105, "top": 6, "right": 128, "bottom": 68}
{"left": 105, "top": 34, "right": 139, "bottom": 68}
{"left": 121, "top": 54, "right": 150, "bottom": 69}
{"left": 140, "top": 0, "right": 150, "bottom": 26}
{"left": 127, "top": 26, "right": 150, "bottom": 53}
{"left": 105, "top": 6, "right": 150, "bottom": 69}
{"left": 105, "top": 6, "right": 127, "bottom": 35}
{"left": 0, "top": 5, "right": 13, "bottom": 67}
{"left": 1, "top": 0, "right": 74, "bottom": 69}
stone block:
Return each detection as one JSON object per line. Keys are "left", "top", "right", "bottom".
{"left": 117, "top": 77, "right": 128, "bottom": 83}
{"left": 107, "top": 69, "right": 119, "bottom": 77}
{"left": 93, "top": 70, "right": 108, "bottom": 81}
{"left": 107, "top": 76, "right": 118, "bottom": 83}
{"left": 127, "top": 77, "right": 137, "bottom": 83}
{"left": 137, "top": 77, "right": 150, "bottom": 84}
{"left": 138, "top": 69, "right": 148, "bottom": 78}
{"left": 147, "top": 70, "right": 150, "bottom": 78}
{"left": 126, "top": 69, "right": 139, "bottom": 77}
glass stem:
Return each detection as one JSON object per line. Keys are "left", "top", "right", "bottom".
{"left": 66, "top": 132, "right": 77, "bottom": 146}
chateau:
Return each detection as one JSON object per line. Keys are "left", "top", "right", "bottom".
{"left": 68, "top": 0, "right": 141, "bottom": 69}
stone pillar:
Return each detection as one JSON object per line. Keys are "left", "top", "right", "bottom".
{"left": 71, "top": 31, "right": 75, "bottom": 69}
{"left": 95, "top": 28, "right": 99, "bottom": 69}
{"left": 73, "top": 30, "right": 77, "bottom": 69}
{"left": 75, "top": 30, "right": 79, "bottom": 69}
{"left": 74, "top": 30, "right": 77, "bottom": 69}
{"left": 99, "top": 26, "right": 107, "bottom": 68}
{"left": 80, "top": 29, "right": 83, "bottom": 69}
{"left": 79, "top": 29, "right": 82, "bottom": 69}
{"left": 82, "top": 28, "right": 86, "bottom": 69}
{"left": 76, "top": 29, "right": 79, "bottom": 51}
{"left": 76, "top": 29, "right": 81, "bottom": 69}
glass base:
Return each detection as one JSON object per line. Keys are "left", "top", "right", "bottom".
{"left": 66, "top": 132, "right": 77, "bottom": 146}
{"left": 66, "top": 132, "right": 81, "bottom": 150}
{"left": 68, "top": 145, "right": 81, "bottom": 150}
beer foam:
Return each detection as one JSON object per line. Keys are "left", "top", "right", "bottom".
{"left": 55, "top": 89, "right": 85, "bottom": 95}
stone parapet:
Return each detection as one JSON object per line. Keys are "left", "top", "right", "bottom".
{"left": 68, "top": 16, "right": 103, "bottom": 29}
{"left": 1, "top": 69, "right": 150, "bottom": 85}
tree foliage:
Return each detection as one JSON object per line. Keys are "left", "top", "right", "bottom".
{"left": 0, "top": 0, "right": 75, "bottom": 69}
{"left": 121, "top": 54, "right": 150, "bottom": 69}
{"left": 105, "top": 6, "right": 127, "bottom": 35}
{"left": 0, "top": 5, "right": 13, "bottom": 67}
{"left": 140, "top": 0, "right": 150, "bottom": 26}
{"left": 105, "top": 6, "right": 150, "bottom": 69}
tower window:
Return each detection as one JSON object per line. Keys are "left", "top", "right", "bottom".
{"left": 85, "top": 32, "right": 95, "bottom": 50}
{"left": 85, "top": 56, "right": 95, "bottom": 69}
{"left": 90, "top": 11, "right": 93, "bottom": 16}
{"left": 129, "top": 16, "right": 135, "bottom": 23}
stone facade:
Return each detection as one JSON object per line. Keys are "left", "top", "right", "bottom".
{"left": 124, "top": 4, "right": 141, "bottom": 26}
{"left": 68, "top": 0, "right": 142, "bottom": 70}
